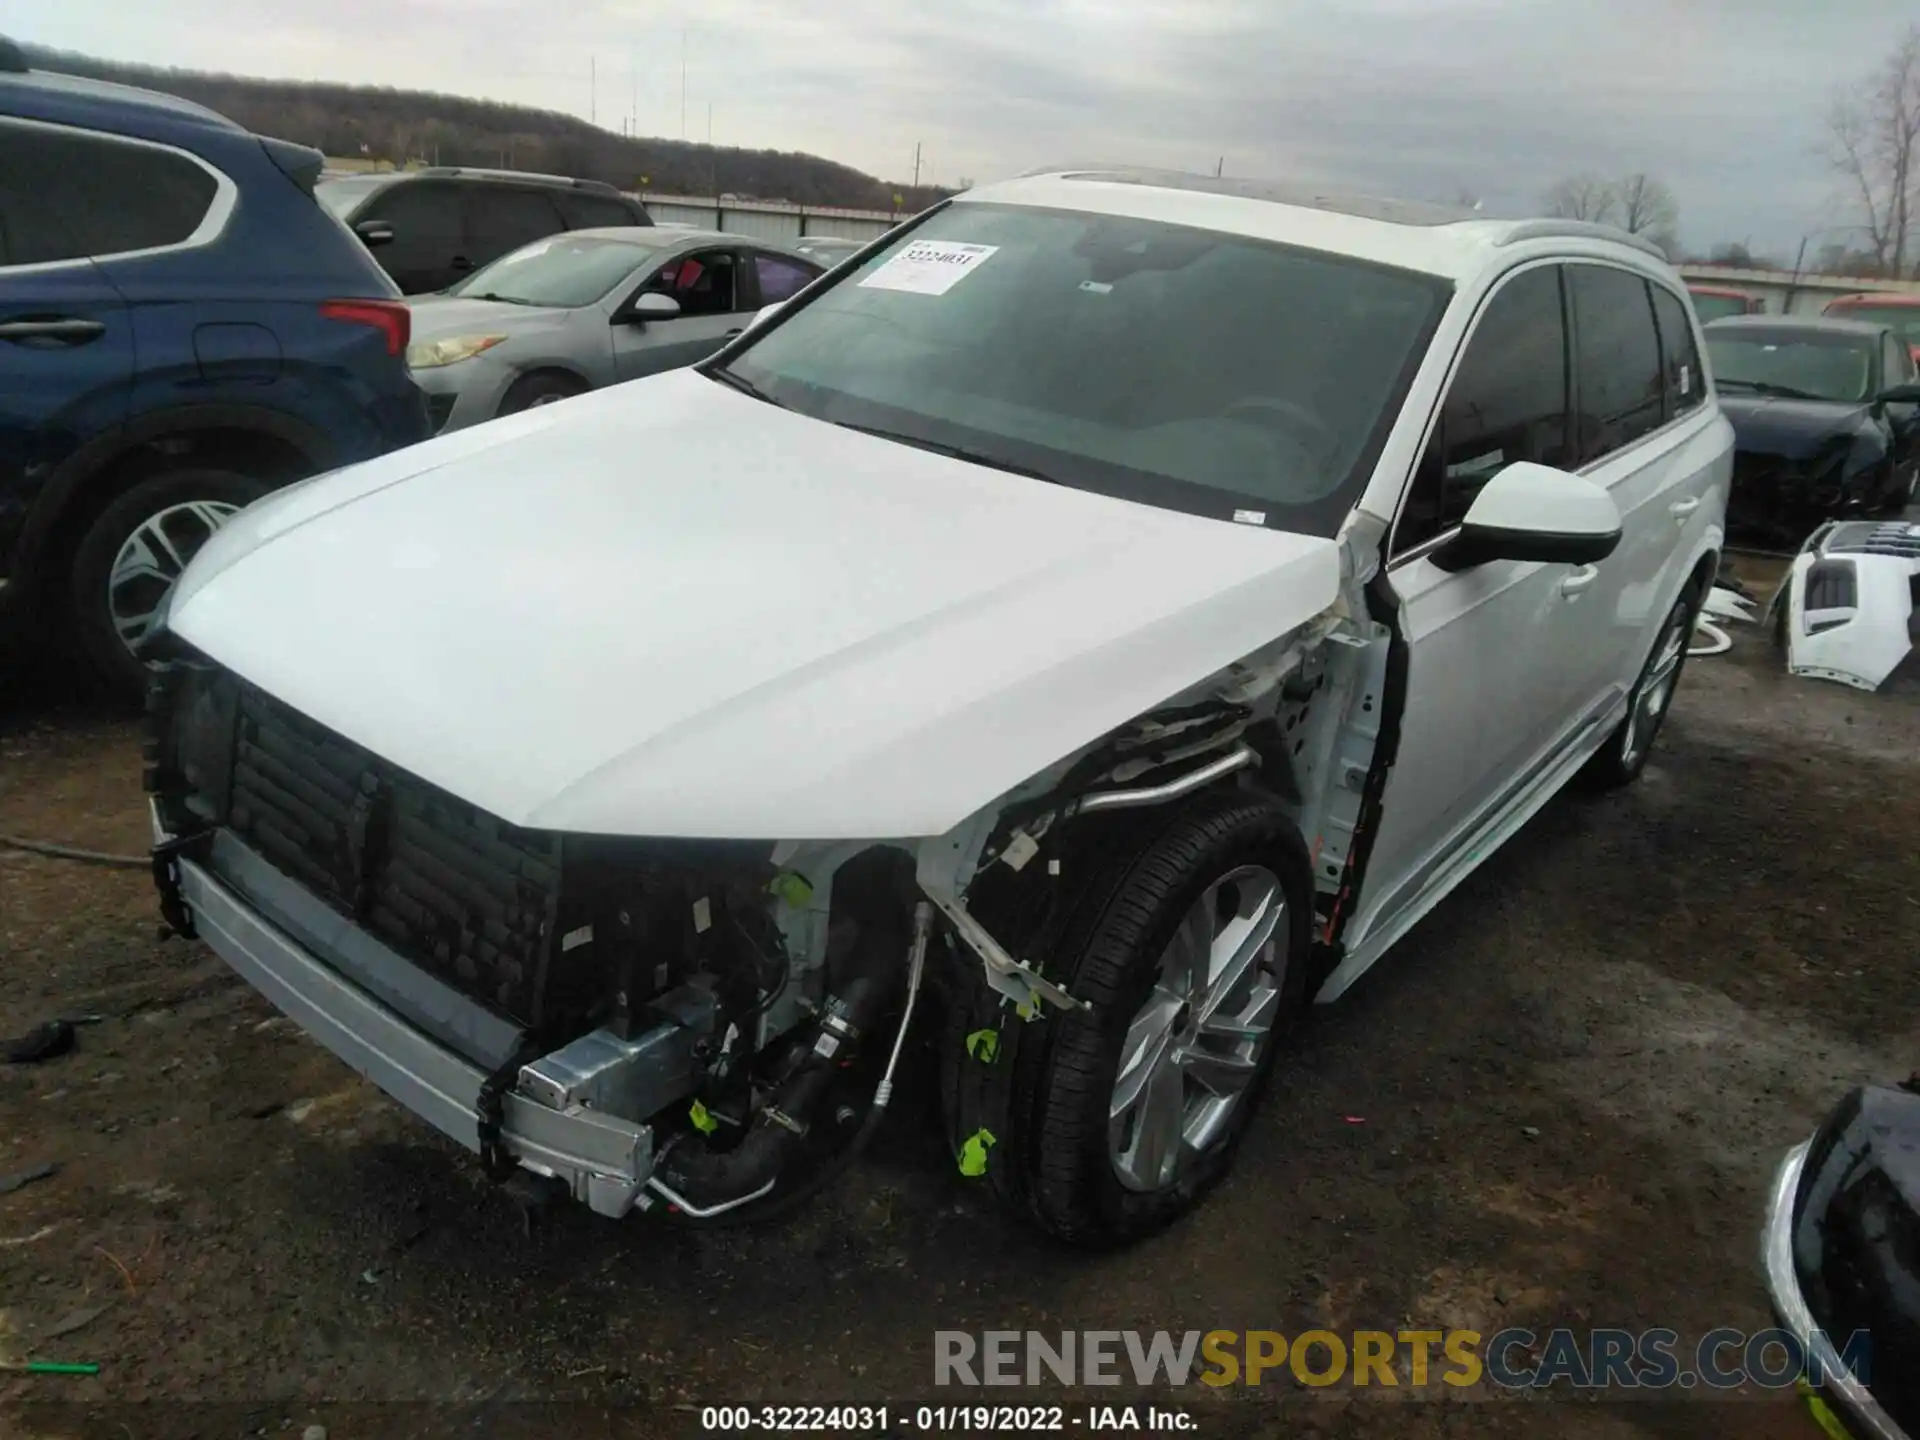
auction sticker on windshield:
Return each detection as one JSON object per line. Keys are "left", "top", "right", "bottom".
{"left": 859, "top": 241, "right": 999, "bottom": 296}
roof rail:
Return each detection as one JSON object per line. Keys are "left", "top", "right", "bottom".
{"left": 412, "top": 165, "right": 578, "bottom": 186}
{"left": 0, "top": 37, "right": 30, "bottom": 73}
{"left": 571, "top": 178, "right": 620, "bottom": 194}
{"left": 1497, "top": 218, "right": 1668, "bottom": 261}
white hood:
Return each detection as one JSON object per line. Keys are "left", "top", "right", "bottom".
{"left": 170, "top": 370, "right": 1340, "bottom": 839}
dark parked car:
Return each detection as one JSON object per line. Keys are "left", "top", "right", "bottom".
{"left": 316, "top": 167, "right": 654, "bottom": 295}
{"left": 1704, "top": 315, "right": 1920, "bottom": 546}
{"left": 1764, "top": 1077, "right": 1920, "bottom": 1440}
{"left": 0, "top": 41, "right": 430, "bottom": 697}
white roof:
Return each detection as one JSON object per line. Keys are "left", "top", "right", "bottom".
{"left": 959, "top": 168, "right": 1664, "bottom": 283}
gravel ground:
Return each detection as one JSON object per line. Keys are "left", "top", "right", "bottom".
{"left": 2, "top": 586, "right": 1915, "bottom": 1440}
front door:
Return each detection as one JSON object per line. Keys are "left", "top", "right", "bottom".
{"left": 1349, "top": 262, "right": 1610, "bottom": 948}
{"left": 358, "top": 182, "right": 465, "bottom": 294}
{"left": 611, "top": 248, "right": 748, "bottom": 381}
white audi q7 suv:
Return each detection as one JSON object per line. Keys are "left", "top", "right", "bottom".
{"left": 145, "top": 167, "right": 1731, "bottom": 1246}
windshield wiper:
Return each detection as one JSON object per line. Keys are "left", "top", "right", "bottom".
{"left": 827, "top": 420, "right": 1062, "bottom": 484}
{"left": 1717, "top": 377, "right": 1826, "bottom": 401}
{"left": 705, "top": 366, "right": 788, "bottom": 409}
{"left": 469, "top": 292, "right": 539, "bottom": 306}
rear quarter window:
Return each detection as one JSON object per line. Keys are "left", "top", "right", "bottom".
{"left": 0, "top": 120, "right": 221, "bottom": 265}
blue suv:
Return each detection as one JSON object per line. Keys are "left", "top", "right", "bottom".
{"left": 0, "top": 41, "right": 431, "bottom": 697}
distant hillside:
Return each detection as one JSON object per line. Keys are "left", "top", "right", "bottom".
{"left": 18, "top": 43, "right": 951, "bottom": 212}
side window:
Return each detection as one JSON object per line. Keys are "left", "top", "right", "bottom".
{"left": 1568, "top": 265, "right": 1665, "bottom": 463}
{"left": 362, "top": 183, "right": 463, "bottom": 268}
{"left": 0, "top": 122, "right": 217, "bottom": 265}
{"left": 1650, "top": 285, "right": 1705, "bottom": 419}
{"left": 754, "top": 253, "right": 820, "bottom": 304}
{"left": 1882, "top": 332, "right": 1913, "bottom": 386}
{"left": 1394, "top": 265, "right": 1569, "bottom": 557}
{"left": 556, "top": 192, "right": 639, "bottom": 229}
{"left": 646, "top": 250, "right": 738, "bottom": 317}
{"left": 465, "top": 187, "right": 565, "bottom": 262}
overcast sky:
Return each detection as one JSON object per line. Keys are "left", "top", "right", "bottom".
{"left": 10, "top": 0, "right": 1911, "bottom": 257}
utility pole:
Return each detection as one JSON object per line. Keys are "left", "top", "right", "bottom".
{"left": 1215, "top": 155, "right": 1223, "bottom": 177}
{"left": 680, "top": 31, "right": 688, "bottom": 141}
{"left": 912, "top": 141, "right": 922, "bottom": 192}
{"left": 590, "top": 56, "right": 596, "bottom": 126}
{"left": 631, "top": 48, "right": 638, "bottom": 140}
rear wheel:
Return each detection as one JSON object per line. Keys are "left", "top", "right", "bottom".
{"left": 942, "top": 791, "right": 1312, "bottom": 1246}
{"left": 68, "top": 467, "right": 267, "bottom": 699}
{"left": 1581, "top": 588, "right": 1697, "bottom": 789}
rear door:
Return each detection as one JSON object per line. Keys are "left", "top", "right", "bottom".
{"left": 462, "top": 185, "right": 567, "bottom": 278}
{"left": 747, "top": 250, "right": 824, "bottom": 313}
{"left": 0, "top": 118, "right": 138, "bottom": 591}
{"left": 1568, "top": 265, "right": 1715, "bottom": 719}
{"left": 555, "top": 191, "right": 643, "bottom": 231}
{"left": 610, "top": 247, "right": 749, "bottom": 380}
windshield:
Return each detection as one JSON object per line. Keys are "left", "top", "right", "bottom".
{"left": 1827, "top": 303, "right": 1920, "bottom": 346}
{"left": 714, "top": 202, "right": 1450, "bottom": 535}
{"left": 1707, "top": 332, "right": 1875, "bottom": 403}
{"left": 1689, "top": 292, "right": 1754, "bottom": 324}
{"left": 449, "top": 233, "right": 667, "bottom": 307}
{"left": 313, "top": 176, "right": 392, "bottom": 220}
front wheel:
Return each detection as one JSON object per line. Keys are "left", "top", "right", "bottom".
{"left": 497, "top": 371, "right": 587, "bottom": 417}
{"left": 1581, "top": 588, "right": 1697, "bottom": 790}
{"left": 942, "top": 791, "right": 1313, "bottom": 1246}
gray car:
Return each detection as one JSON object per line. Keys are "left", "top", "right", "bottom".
{"left": 406, "top": 228, "right": 825, "bottom": 432}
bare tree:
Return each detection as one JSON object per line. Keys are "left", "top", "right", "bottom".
{"left": 1827, "top": 27, "right": 1920, "bottom": 277}
{"left": 1614, "top": 173, "right": 1678, "bottom": 236}
{"left": 1544, "top": 172, "right": 1617, "bottom": 223}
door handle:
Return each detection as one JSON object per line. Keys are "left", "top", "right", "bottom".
{"left": 1559, "top": 565, "right": 1598, "bottom": 597}
{"left": 1669, "top": 496, "right": 1702, "bottom": 521}
{"left": 0, "top": 317, "right": 107, "bottom": 345}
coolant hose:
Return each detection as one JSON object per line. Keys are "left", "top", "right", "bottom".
{"left": 652, "top": 974, "right": 887, "bottom": 1204}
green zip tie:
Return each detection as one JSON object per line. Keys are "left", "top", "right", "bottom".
{"left": 958, "top": 1128, "right": 996, "bottom": 1177}
{"left": 964, "top": 1029, "right": 1000, "bottom": 1063}
{"left": 768, "top": 872, "right": 814, "bottom": 908}
{"left": 3, "top": 1362, "right": 98, "bottom": 1375}
{"left": 688, "top": 1098, "right": 718, "bottom": 1135}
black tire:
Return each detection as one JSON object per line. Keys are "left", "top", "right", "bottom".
{"left": 1580, "top": 585, "right": 1700, "bottom": 791}
{"left": 941, "top": 789, "right": 1313, "bottom": 1247}
{"left": 67, "top": 467, "right": 269, "bottom": 700}
{"left": 498, "top": 371, "right": 587, "bottom": 417}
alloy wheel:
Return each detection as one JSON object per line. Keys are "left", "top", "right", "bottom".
{"left": 106, "top": 500, "right": 241, "bottom": 655}
{"left": 1109, "top": 864, "right": 1288, "bottom": 1193}
{"left": 1621, "top": 603, "right": 1690, "bottom": 770}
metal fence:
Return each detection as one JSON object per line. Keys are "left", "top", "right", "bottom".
{"left": 635, "top": 194, "right": 901, "bottom": 245}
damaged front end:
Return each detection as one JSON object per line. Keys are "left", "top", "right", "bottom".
{"left": 145, "top": 656, "right": 938, "bottom": 1220}
{"left": 144, "top": 556, "right": 1387, "bottom": 1223}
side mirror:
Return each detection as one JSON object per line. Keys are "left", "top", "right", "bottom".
{"left": 627, "top": 292, "right": 681, "bottom": 323}
{"left": 353, "top": 219, "right": 395, "bottom": 249}
{"left": 1431, "top": 462, "right": 1623, "bottom": 573}
{"left": 744, "top": 301, "right": 786, "bottom": 333}
{"left": 1875, "top": 381, "right": 1920, "bottom": 405}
